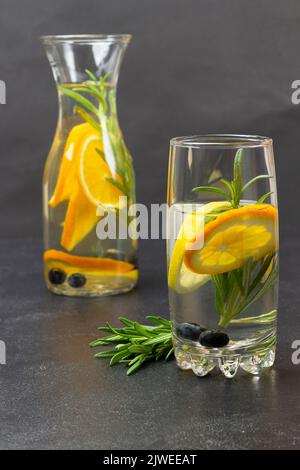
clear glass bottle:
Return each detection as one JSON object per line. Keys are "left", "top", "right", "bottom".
{"left": 167, "top": 135, "right": 279, "bottom": 378}
{"left": 41, "top": 35, "right": 138, "bottom": 297}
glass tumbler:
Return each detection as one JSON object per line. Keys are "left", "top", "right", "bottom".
{"left": 167, "top": 135, "right": 279, "bottom": 378}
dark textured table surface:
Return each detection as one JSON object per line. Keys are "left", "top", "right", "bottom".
{"left": 0, "top": 236, "right": 299, "bottom": 450}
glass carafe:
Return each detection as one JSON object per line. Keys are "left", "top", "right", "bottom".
{"left": 41, "top": 35, "right": 138, "bottom": 297}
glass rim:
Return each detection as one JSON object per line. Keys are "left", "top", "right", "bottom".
{"left": 170, "top": 134, "right": 273, "bottom": 149}
{"left": 40, "top": 34, "right": 132, "bottom": 45}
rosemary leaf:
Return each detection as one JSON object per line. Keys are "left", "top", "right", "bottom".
{"left": 58, "top": 85, "right": 99, "bottom": 116}
{"left": 105, "top": 176, "right": 128, "bottom": 196}
{"left": 119, "top": 317, "right": 135, "bottom": 327}
{"left": 84, "top": 82, "right": 107, "bottom": 109}
{"left": 247, "top": 253, "right": 275, "bottom": 294}
{"left": 94, "top": 350, "right": 116, "bottom": 358}
{"left": 165, "top": 347, "right": 175, "bottom": 360}
{"left": 127, "top": 356, "right": 147, "bottom": 376}
{"left": 257, "top": 191, "right": 273, "bottom": 204}
{"left": 85, "top": 69, "right": 98, "bottom": 81}
{"left": 220, "top": 178, "right": 235, "bottom": 199}
{"left": 232, "top": 269, "right": 244, "bottom": 295}
{"left": 110, "top": 349, "right": 132, "bottom": 366}
{"left": 146, "top": 315, "right": 171, "bottom": 327}
{"left": 95, "top": 147, "right": 106, "bottom": 163}
{"left": 241, "top": 175, "right": 272, "bottom": 193}
{"left": 143, "top": 333, "right": 172, "bottom": 346}
{"left": 74, "top": 106, "right": 102, "bottom": 133}
{"left": 231, "top": 310, "right": 277, "bottom": 324}
{"left": 233, "top": 148, "right": 243, "bottom": 186}
{"left": 192, "top": 186, "right": 231, "bottom": 200}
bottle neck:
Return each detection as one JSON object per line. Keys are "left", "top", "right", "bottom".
{"left": 42, "top": 37, "right": 129, "bottom": 128}
{"left": 42, "top": 36, "right": 130, "bottom": 87}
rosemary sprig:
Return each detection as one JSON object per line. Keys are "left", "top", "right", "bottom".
{"left": 231, "top": 309, "right": 277, "bottom": 324}
{"left": 58, "top": 69, "right": 135, "bottom": 203}
{"left": 90, "top": 316, "right": 174, "bottom": 375}
{"left": 192, "top": 149, "right": 278, "bottom": 328}
{"left": 213, "top": 254, "right": 278, "bottom": 328}
{"left": 192, "top": 149, "right": 273, "bottom": 208}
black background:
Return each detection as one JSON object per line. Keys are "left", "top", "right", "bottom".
{"left": 0, "top": 0, "right": 300, "bottom": 451}
{"left": 0, "top": 0, "right": 299, "bottom": 238}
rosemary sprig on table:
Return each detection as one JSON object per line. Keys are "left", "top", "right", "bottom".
{"left": 90, "top": 316, "right": 174, "bottom": 375}
{"left": 58, "top": 69, "right": 135, "bottom": 201}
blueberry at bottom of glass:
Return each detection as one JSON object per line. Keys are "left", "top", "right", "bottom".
{"left": 48, "top": 268, "right": 66, "bottom": 285}
{"left": 175, "top": 321, "right": 229, "bottom": 348}
{"left": 68, "top": 273, "right": 87, "bottom": 288}
{"left": 175, "top": 322, "right": 205, "bottom": 341}
{"left": 199, "top": 330, "right": 229, "bottom": 348}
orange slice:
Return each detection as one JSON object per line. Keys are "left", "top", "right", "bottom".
{"left": 44, "top": 249, "right": 135, "bottom": 272}
{"left": 79, "top": 133, "right": 124, "bottom": 208}
{"left": 184, "top": 204, "right": 278, "bottom": 275}
{"left": 60, "top": 131, "right": 124, "bottom": 251}
{"left": 49, "top": 122, "right": 94, "bottom": 207}
{"left": 60, "top": 183, "right": 100, "bottom": 251}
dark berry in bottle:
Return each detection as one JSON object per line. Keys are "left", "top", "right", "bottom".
{"left": 48, "top": 268, "right": 66, "bottom": 285}
{"left": 68, "top": 273, "right": 86, "bottom": 288}
{"left": 199, "top": 330, "right": 229, "bottom": 348}
{"left": 175, "top": 322, "right": 205, "bottom": 341}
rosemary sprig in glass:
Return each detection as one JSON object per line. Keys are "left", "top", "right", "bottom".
{"left": 90, "top": 316, "right": 174, "bottom": 375}
{"left": 58, "top": 69, "right": 135, "bottom": 201}
{"left": 192, "top": 150, "right": 278, "bottom": 328}
{"left": 192, "top": 148, "right": 272, "bottom": 208}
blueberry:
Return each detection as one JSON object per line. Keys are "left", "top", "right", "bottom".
{"left": 199, "top": 330, "right": 229, "bottom": 348}
{"left": 175, "top": 322, "right": 205, "bottom": 341}
{"left": 68, "top": 273, "right": 86, "bottom": 288}
{"left": 48, "top": 268, "right": 66, "bottom": 285}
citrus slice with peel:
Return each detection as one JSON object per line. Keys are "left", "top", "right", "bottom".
{"left": 168, "top": 201, "right": 231, "bottom": 294}
{"left": 184, "top": 204, "right": 278, "bottom": 275}
{"left": 44, "top": 249, "right": 136, "bottom": 279}
{"left": 60, "top": 131, "right": 125, "bottom": 251}
{"left": 60, "top": 183, "right": 101, "bottom": 251}
{"left": 49, "top": 122, "right": 94, "bottom": 207}
{"left": 79, "top": 133, "right": 124, "bottom": 208}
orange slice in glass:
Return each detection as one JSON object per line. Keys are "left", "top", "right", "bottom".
{"left": 49, "top": 122, "right": 94, "bottom": 207}
{"left": 44, "top": 249, "right": 135, "bottom": 272}
{"left": 60, "top": 183, "right": 100, "bottom": 251}
{"left": 60, "top": 131, "right": 124, "bottom": 251}
{"left": 184, "top": 204, "right": 278, "bottom": 275}
{"left": 79, "top": 133, "right": 124, "bottom": 208}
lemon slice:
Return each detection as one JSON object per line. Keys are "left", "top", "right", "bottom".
{"left": 184, "top": 204, "right": 278, "bottom": 275}
{"left": 168, "top": 201, "right": 230, "bottom": 294}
